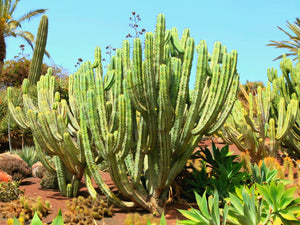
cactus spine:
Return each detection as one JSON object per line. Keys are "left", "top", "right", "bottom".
{"left": 28, "top": 15, "right": 48, "bottom": 85}
{"left": 74, "top": 14, "right": 239, "bottom": 214}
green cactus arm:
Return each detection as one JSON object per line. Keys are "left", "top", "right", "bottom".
{"left": 209, "top": 41, "right": 221, "bottom": 70}
{"left": 144, "top": 32, "right": 158, "bottom": 114}
{"left": 154, "top": 14, "right": 165, "bottom": 77}
{"left": 27, "top": 110, "right": 57, "bottom": 156}
{"left": 33, "top": 137, "right": 56, "bottom": 173}
{"left": 86, "top": 89, "right": 106, "bottom": 158}
{"left": 276, "top": 99, "right": 298, "bottom": 140}
{"left": 7, "top": 101, "right": 29, "bottom": 130}
{"left": 180, "top": 28, "right": 190, "bottom": 50}
{"left": 157, "top": 64, "right": 172, "bottom": 188}
{"left": 84, "top": 168, "right": 97, "bottom": 199}
{"left": 180, "top": 40, "right": 207, "bottom": 140}
{"left": 207, "top": 74, "right": 239, "bottom": 135}
{"left": 54, "top": 156, "right": 68, "bottom": 197}
{"left": 95, "top": 75, "right": 109, "bottom": 139}
{"left": 269, "top": 118, "right": 278, "bottom": 153}
{"left": 170, "top": 37, "right": 194, "bottom": 150}
{"left": 244, "top": 110, "right": 260, "bottom": 133}
{"left": 122, "top": 40, "right": 130, "bottom": 72}
{"left": 94, "top": 46, "right": 103, "bottom": 79}
{"left": 170, "top": 57, "right": 182, "bottom": 108}
{"left": 44, "top": 111, "right": 63, "bottom": 141}
{"left": 223, "top": 124, "right": 247, "bottom": 152}
{"left": 119, "top": 82, "right": 133, "bottom": 158}
{"left": 126, "top": 69, "right": 147, "bottom": 114}
{"left": 170, "top": 27, "right": 184, "bottom": 53}
{"left": 80, "top": 106, "right": 134, "bottom": 208}
{"left": 68, "top": 75, "right": 79, "bottom": 119}
{"left": 29, "top": 15, "right": 48, "bottom": 85}
{"left": 111, "top": 94, "right": 127, "bottom": 154}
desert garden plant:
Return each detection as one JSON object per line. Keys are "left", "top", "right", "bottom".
{"left": 182, "top": 143, "right": 250, "bottom": 201}
{"left": 218, "top": 82, "right": 298, "bottom": 163}
{"left": 74, "top": 13, "right": 239, "bottom": 214}
{"left": 268, "top": 51, "right": 300, "bottom": 158}
{"left": 9, "top": 13, "right": 239, "bottom": 213}
{"left": 227, "top": 182, "right": 300, "bottom": 225}
{"left": 178, "top": 190, "right": 229, "bottom": 225}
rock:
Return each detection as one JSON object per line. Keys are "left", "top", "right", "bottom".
{"left": 0, "top": 152, "right": 31, "bottom": 181}
{"left": 32, "top": 162, "right": 47, "bottom": 178}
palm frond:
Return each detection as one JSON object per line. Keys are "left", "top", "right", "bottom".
{"left": 7, "top": 19, "right": 20, "bottom": 30}
{"left": 267, "top": 17, "right": 300, "bottom": 61}
{"left": 13, "top": 31, "right": 34, "bottom": 50}
{"left": 9, "top": 0, "right": 19, "bottom": 16}
{"left": 17, "top": 9, "right": 47, "bottom": 23}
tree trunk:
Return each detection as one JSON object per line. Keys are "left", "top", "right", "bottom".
{"left": 0, "top": 32, "right": 6, "bottom": 77}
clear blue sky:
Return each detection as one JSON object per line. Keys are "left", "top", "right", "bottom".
{"left": 5, "top": 0, "right": 300, "bottom": 87}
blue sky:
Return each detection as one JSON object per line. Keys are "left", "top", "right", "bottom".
{"left": 5, "top": 0, "right": 299, "bottom": 87}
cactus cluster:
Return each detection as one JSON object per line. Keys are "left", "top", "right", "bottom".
{"left": 7, "top": 69, "right": 84, "bottom": 197}
{"left": 0, "top": 180, "right": 23, "bottom": 202}
{"left": 63, "top": 195, "right": 113, "bottom": 224}
{"left": 218, "top": 82, "right": 298, "bottom": 163}
{"left": 0, "top": 196, "right": 50, "bottom": 221}
{"left": 268, "top": 51, "right": 300, "bottom": 158}
{"left": 75, "top": 13, "right": 239, "bottom": 214}
{"left": 8, "top": 13, "right": 239, "bottom": 213}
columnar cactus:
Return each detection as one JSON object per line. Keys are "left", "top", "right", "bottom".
{"left": 218, "top": 83, "right": 298, "bottom": 163}
{"left": 7, "top": 69, "right": 84, "bottom": 197}
{"left": 268, "top": 51, "right": 300, "bottom": 158}
{"left": 75, "top": 14, "right": 239, "bottom": 214}
{"left": 28, "top": 15, "right": 48, "bottom": 85}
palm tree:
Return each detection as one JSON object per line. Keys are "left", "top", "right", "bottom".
{"left": 0, "top": 0, "right": 47, "bottom": 76}
{"left": 267, "top": 18, "right": 300, "bottom": 61}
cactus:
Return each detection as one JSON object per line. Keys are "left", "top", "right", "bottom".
{"left": 64, "top": 195, "right": 113, "bottom": 224}
{"left": 218, "top": 83, "right": 298, "bottom": 163}
{"left": 7, "top": 68, "right": 84, "bottom": 197}
{"left": 75, "top": 14, "right": 239, "bottom": 214}
{"left": 28, "top": 15, "right": 48, "bottom": 85}
{"left": 0, "top": 195, "right": 50, "bottom": 221}
{"left": 268, "top": 51, "right": 300, "bottom": 158}
{"left": 0, "top": 180, "right": 23, "bottom": 202}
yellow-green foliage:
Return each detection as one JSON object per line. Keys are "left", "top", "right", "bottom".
{"left": 0, "top": 196, "right": 50, "bottom": 221}
{"left": 63, "top": 195, "right": 113, "bottom": 224}
{"left": 0, "top": 180, "right": 23, "bottom": 202}
{"left": 124, "top": 212, "right": 161, "bottom": 225}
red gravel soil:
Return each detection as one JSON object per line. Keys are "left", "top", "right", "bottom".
{"left": 0, "top": 139, "right": 298, "bottom": 225}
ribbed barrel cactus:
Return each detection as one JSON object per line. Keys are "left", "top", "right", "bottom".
{"left": 73, "top": 14, "right": 239, "bottom": 214}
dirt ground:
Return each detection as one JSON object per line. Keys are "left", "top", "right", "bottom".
{"left": 0, "top": 139, "right": 298, "bottom": 225}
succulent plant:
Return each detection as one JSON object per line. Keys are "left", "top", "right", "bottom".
{"left": 0, "top": 180, "right": 23, "bottom": 202}
{"left": 40, "top": 170, "right": 58, "bottom": 189}
{"left": 0, "top": 195, "right": 50, "bottom": 221}
{"left": 63, "top": 195, "right": 113, "bottom": 224}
